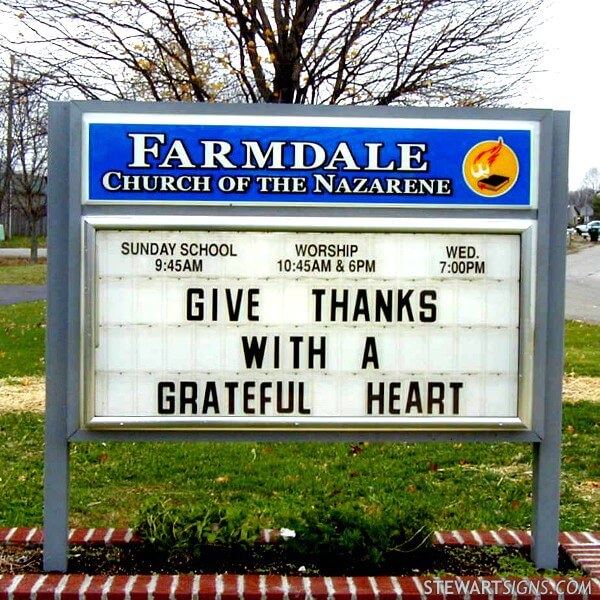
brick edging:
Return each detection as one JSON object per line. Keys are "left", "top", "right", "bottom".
{"left": 2, "top": 527, "right": 598, "bottom": 547}
{"left": 1, "top": 529, "right": 599, "bottom": 598}
{"left": 0, "top": 573, "right": 598, "bottom": 599}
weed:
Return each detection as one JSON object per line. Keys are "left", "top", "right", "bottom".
{"left": 135, "top": 499, "right": 261, "bottom": 562}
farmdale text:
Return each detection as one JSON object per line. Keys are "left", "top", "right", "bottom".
{"left": 100, "top": 133, "right": 454, "bottom": 196}
{"left": 156, "top": 284, "right": 466, "bottom": 418}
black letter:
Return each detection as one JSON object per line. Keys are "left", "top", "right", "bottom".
{"left": 361, "top": 336, "right": 380, "bottom": 369}
{"left": 241, "top": 336, "right": 268, "bottom": 368}
{"left": 186, "top": 288, "right": 204, "bottom": 320}
{"left": 157, "top": 381, "right": 175, "bottom": 414}
{"left": 248, "top": 288, "right": 260, "bottom": 321}
{"left": 449, "top": 382, "right": 463, "bottom": 415}
{"left": 427, "top": 382, "right": 445, "bottom": 415}
{"left": 420, "top": 290, "right": 437, "bottom": 323}
{"left": 312, "top": 289, "right": 326, "bottom": 321}
{"left": 366, "top": 382, "right": 385, "bottom": 415}
{"left": 179, "top": 381, "right": 198, "bottom": 414}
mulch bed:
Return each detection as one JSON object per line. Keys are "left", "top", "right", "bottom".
{"left": 0, "top": 543, "right": 579, "bottom": 577}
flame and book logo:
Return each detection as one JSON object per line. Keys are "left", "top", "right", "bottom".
{"left": 463, "top": 137, "right": 519, "bottom": 197}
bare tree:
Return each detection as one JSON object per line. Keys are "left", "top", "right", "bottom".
{"left": 0, "top": 0, "right": 544, "bottom": 106}
{"left": 569, "top": 188, "right": 595, "bottom": 211}
{"left": 582, "top": 167, "right": 600, "bottom": 193}
{"left": 0, "top": 54, "right": 16, "bottom": 238}
{"left": 0, "top": 63, "right": 48, "bottom": 262}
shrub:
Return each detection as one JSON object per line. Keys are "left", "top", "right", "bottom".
{"left": 135, "top": 497, "right": 433, "bottom": 573}
{"left": 280, "top": 502, "right": 433, "bottom": 572}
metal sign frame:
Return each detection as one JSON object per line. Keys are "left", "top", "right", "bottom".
{"left": 45, "top": 101, "right": 568, "bottom": 572}
{"left": 81, "top": 215, "right": 537, "bottom": 432}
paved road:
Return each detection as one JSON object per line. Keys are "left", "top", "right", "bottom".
{"left": 0, "top": 248, "right": 47, "bottom": 306}
{"left": 565, "top": 243, "right": 600, "bottom": 324}
{"left": 0, "top": 285, "right": 46, "bottom": 306}
{"left": 0, "top": 246, "right": 599, "bottom": 323}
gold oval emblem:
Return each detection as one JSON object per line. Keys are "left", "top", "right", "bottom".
{"left": 463, "top": 138, "right": 519, "bottom": 197}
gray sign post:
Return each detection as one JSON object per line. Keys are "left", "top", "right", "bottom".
{"left": 45, "top": 102, "right": 568, "bottom": 572}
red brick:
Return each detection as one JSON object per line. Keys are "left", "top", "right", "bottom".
{"left": 283, "top": 575, "right": 308, "bottom": 600}
{"left": 197, "top": 574, "right": 218, "bottom": 598}
{"left": 154, "top": 575, "right": 176, "bottom": 599}
{"left": 371, "top": 576, "right": 402, "bottom": 599}
{"left": 413, "top": 578, "right": 443, "bottom": 600}
{"left": 169, "top": 575, "right": 193, "bottom": 599}
{"left": 85, "top": 530, "right": 111, "bottom": 546}
{"left": 33, "top": 574, "right": 68, "bottom": 600}
{"left": 504, "top": 577, "right": 537, "bottom": 599}
{"left": 496, "top": 529, "right": 531, "bottom": 546}
{"left": 53, "top": 575, "right": 90, "bottom": 600}
{"left": 456, "top": 531, "right": 480, "bottom": 546}
{"left": 564, "top": 532, "right": 596, "bottom": 544}
{"left": 11, "top": 574, "right": 42, "bottom": 599}
{"left": 264, "top": 575, "right": 288, "bottom": 600}
{"left": 106, "top": 529, "right": 141, "bottom": 545}
{"left": 433, "top": 531, "right": 460, "bottom": 545}
{"left": 233, "top": 575, "right": 259, "bottom": 600}
{"left": 392, "top": 577, "right": 422, "bottom": 599}
{"left": 446, "top": 531, "right": 466, "bottom": 545}
{"left": 556, "top": 577, "right": 592, "bottom": 599}
{"left": 306, "top": 576, "right": 331, "bottom": 598}
{"left": 68, "top": 529, "right": 91, "bottom": 545}
{"left": 216, "top": 574, "right": 237, "bottom": 600}
{"left": 0, "top": 529, "right": 16, "bottom": 544}
{"left": 587, "top": 578, "right": 600, "bottom": 598}
{"left": 129, "top": 575, "right": 155, "bottom": 600}
{"left": 321, "top": 577, "right": 353, "bottom": 600}
{"left": 476, "top": 530, "right": 501, "bottom": 545}
{"left": 104, "top": 575, "right": 131, "bottom": 600}
{"left": 82, "top": 575, "right": 112, "bottom": 600}
{"left": 5, "top": 528, "right": 35, "bottom": 546}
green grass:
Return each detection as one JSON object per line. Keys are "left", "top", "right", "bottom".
{"left": 0, "top": 236, "right": 46, "bottom": 249}
{"left": 564, "top": 320, "right": 600, "bottom": 377}
{"left": 0, "top": 302, "right": 597, "bottom": 541}
{"left": 0, "top": 402, "right": 597, "bottom": 532}
{"left": 0, "top": 263, "right": 46, "bottom": 285}
{"left": 0, "top": 301, "right": 46, "bottom": 377}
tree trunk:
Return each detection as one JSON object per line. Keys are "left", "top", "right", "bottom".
{"left": 29, "top": 218, "right": 38, "bottom": 264}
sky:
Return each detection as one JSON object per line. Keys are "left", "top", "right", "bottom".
{"left": 0, "top": 0, "right": 595, "bottom": 191}
{"left": 520, "top": 0, "right": 600, "bottom": 189}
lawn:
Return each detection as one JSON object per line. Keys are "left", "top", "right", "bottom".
{"left": 0, "top": 402, "right": 597, "bottom": 534}
{"left": 564, "top": 320, "right": 600, "bottom": 377}
{"left": 0, "top": 260, "right": 46, "bottom": 285}
{"left": 0, "top": 236, "right": 46, "bottom": 249}
{"left": 0, "top": 300, "right": 598, "bottom": 538}
{"left": 0, "top": 301, "right": 46, "bottom": 378}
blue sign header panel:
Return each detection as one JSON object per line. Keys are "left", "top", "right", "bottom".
{"left": 83, "top": 114, "right": 537, "bottom": 207}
